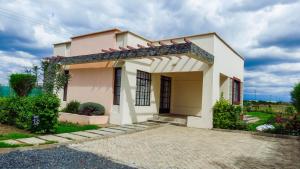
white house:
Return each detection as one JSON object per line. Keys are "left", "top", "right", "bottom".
{"left": 52, "top": 28, "right": 244, "bottom": 128}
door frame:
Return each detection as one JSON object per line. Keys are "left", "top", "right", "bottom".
{"left": 159, "top": 75, "right": 172, "bottom": 114}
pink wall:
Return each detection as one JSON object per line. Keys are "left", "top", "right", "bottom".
{"left": 66, "top": 68, "right": 114, "bottom": 114}
{"left": 70, "top": 30, "right": 118, "bottom": 56}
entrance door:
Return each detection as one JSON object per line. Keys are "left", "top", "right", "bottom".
{"left": 159, "top": 76, "right": 171, "bottom": 114}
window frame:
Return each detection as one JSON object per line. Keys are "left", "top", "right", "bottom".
{"left": 113, "top": 67, "right": 122, "bottom": 105}
{"left": 232, "top": 77, "right": 241, "bottom": 105}
{"left": 135, "top": 70, "right": 151, "bottom": 106}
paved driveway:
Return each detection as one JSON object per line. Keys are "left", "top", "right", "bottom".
{"left": 1, "top": 125, "right": 299, "bottom": 169}
{"left": 69, "top": 125, "right": 300, "bottom": 169}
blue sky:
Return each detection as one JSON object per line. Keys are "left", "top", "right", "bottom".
{"left": 0, "top": 0, "right": 299, "bottom": 102}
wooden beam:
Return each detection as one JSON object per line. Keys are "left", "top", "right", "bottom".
{"left": 159, "top": 41, "right": 166, "bottom": 46}
{"left": 119, "top": 46, "right": 127, "bottom": 51}
{"left": 170, "top": 39, "right": 178, "bottom": 44}
{"left": 109, "top": 48, "right": 118, "bottom": 52}
{"left": 147, "top": 42, "right": 155, "bottom": 47}
{"left": 184, "top": 38, "right": 191, "bottom": 43}
{"left": 137, "top": 44, "right": 146, "bottom": 48}
{"left": 126, "top": 45, "right": 136, "bottom": 50}
{"left": 101, "top": 49, "right": 110, "bottom": 53}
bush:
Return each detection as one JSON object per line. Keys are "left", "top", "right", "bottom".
{"left": 0, "top": 97, "right": 9, "bottom": 124}
{"left": 9, "top": 73, "right": 36, "bottom": 97}
{"left": 213, "top": 97, "right": 245, "bottom": 129}
{"left": 285, "top": 106, "right": 296, "bottom": 115}
{"left": 0, "top": 94, "right": 60, "bottom": 133}
{"left": 63, "top": 100, "right": 80, "bottom": 113}
{"left": 291, "top": 83, "right": 300, "bottom": 112}
{"left": 79, "top": 102, "right": 105, "bottom": 116}
{"left": 268, "top": 114, "right": 300, "bottom": 136}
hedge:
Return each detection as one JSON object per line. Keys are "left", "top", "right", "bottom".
{"left": 0, "top": 94, "right": 60, "bottom": 133}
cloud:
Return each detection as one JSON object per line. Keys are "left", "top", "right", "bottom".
{"left": 0, "top": 0, "right": 299, "bottom": 101}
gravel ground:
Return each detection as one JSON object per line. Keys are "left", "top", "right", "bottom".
{"left": 0, "top": 146, "right": 136, "bottom": 169}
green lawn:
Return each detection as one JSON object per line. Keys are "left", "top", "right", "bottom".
{"left": 0, "top": 142, "right": 31, "bottom": 148}
{"left": 0, "top": 133, "right": 35, "bottom": 141}
{"left": 55, "top": 122, "right": 100, "bottom": 134}
{"left": 246, "top": 111, "right": 276, "bottom": 131}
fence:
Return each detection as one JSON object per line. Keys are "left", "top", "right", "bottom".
{"left": 0, "top": 86, "right": 43, "bottom": 97}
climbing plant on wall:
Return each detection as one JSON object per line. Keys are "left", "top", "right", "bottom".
{"left": 42, "top": 58, "right": 70, "bottom": 94}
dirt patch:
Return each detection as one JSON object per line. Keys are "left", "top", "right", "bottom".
{"left": 0, "top": 124, "right": 30, "bottom": 134}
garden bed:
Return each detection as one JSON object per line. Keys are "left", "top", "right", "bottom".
{"left": 59, "top": 112, "right": 109, "bottom": 125}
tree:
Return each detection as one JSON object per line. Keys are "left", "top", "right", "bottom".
{"left": 9, "top": 73, "right": 36, "bottom": 97}
{"left": 291, "top": 83, "right": 300, "bottom": 112}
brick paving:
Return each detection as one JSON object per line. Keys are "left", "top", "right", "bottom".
{"left": 70, "top": 125, "right": 300, "bottom": 169}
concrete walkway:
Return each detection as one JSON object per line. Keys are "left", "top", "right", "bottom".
{"left": 0, "top": 122, "right": 160, "bottom": 146}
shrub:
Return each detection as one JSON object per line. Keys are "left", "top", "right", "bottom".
{"left": 1, "top": 94, "right": 60, "bottom": 133}
{"left": 79, "top": 102, "right": 105, "bottom": 116}
{"left": 0, "top": 97, "right": 9, "bottom": 124}
{"left": 268, "top": 113, "right": 300, "bottom": 136}
{"left": 291, "top": 83, "right": 300, "bottom": 112}
{"left": 63, "top": 100, "right": 80, "bottom": 113}
{"left": 213, "top": 97, "right": 245, "bottom": 129}
{"left": 285, "top": 106, "right": 296, "bottom": 115}
{"left": 9, "top": 73, "right": 36, "bottom": 97}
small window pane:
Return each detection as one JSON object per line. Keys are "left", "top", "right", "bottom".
{"left": 135, "top": 70, "right": 151, "bottom": 106}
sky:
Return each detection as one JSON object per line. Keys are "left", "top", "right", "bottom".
{"left": 0, "top": 0, "right": 299, "bottom": 102}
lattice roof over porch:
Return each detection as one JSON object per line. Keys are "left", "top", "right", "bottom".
{"left": 49, "top": 42, "right": 214, "bottom": 65}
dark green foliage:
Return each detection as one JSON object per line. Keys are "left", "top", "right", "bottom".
{"left": 63, "top": 100, "right": 80, "bottom": 113}
{"left": 0, "top": 97, "right": 9, "bottom": 123}
{"left": 213, "top": 97, "right": 245, "bottom": 129}
{"left": 79, "top": 102, "right": 105, "bottom": 116}
{"left": 9, "top": 74, "right": 36, "bottom": 97}
{"left": 285, "top": 106, "right": 296, "bottom": 115}
{"left": 291, "top": 83, "right": 300, "bottom": 112}
{"left": 268, "top": 114, "right": 300, "bottom": 136}
{"left": 0, "top": 94, "right": 60, "bottom": 134}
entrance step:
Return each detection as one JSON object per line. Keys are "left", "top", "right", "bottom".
{"left": 148, "top": 114, "right": 187, "bottom": 126}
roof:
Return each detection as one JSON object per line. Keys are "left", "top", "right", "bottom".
{"left": 56, "top": 42, "right": 214, "bottom": 65}
{"left": 153, "top": 32, "right": 244, "bottom": 60}
{"left": 53, "top": 40, "right": 71, "bottom": 45}
{"left": 71, "top": 28, "right": 122, "bottom": 39}
{"left": 116, "top": 31, "right": 151, "bottom": 42}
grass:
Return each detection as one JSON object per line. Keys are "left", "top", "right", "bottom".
{"left": 0, "top": 142, "right": 31, "bottom": 148}
{"left": 246, "top": 111, "right": 276, "bottom": 131}
{"left": 0, "top": 132, "right": 35, "bottom": 141}
{"left": 55, "top": 122, "right": 100, "bottom": 134}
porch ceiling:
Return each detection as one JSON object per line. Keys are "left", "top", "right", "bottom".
{"left": 57, "top": 42, "right": 214, "bottom": 65}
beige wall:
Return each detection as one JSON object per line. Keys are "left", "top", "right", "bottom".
{"left": 66, "top": 68, "right": 114, "bottom": 115}
{"left": 70, "top": 31, "right": 118, "bottom": 56}
{"left": 53, "top": 43, "right": 71, "bottom": 57}
{"left": 116, "top": 32, "right": 149, "bottom": 48}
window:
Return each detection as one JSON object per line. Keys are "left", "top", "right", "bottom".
{"left": 135, "top": 70, "right": 151, "bottom": 106}
{"left": 232, "top": 78, "right": 241, "bottom": 104}
{"left": 113, "top": 68, "right": 122, "bottom": 105}
{"left": 63, "top": 70, "right": 69, "bottom": 101}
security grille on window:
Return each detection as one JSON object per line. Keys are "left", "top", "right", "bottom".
{"left": 135, "top": 70, "right": 151, "bottom": 106}
{"left": 232, "top": 78, "right": 241, "bottom": 104}
{"left": 113, "top": 68, "right": 122, "bottom": 105}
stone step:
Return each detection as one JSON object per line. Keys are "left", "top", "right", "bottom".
{"left": 148, "top": 115, "right": 187, "bottom": 126}
{"left": 38, "top": 135, "right": 71, "bottom": 143}
{"left": 87, "top": 130, "right": 115, "bottom": 136}
{"left": 71, "top": 131, "right": 103, "bottom": 138}
{"left": 16, "top": 137, "right": 47, "bottom": 145}
{"left": 56, "top": 133, "right": 88, "bottom": 141}
{"left": 99, "top": 128, "right": 126, "bottom": 133}
{"left": 1, "top": 139, "right": 23, "bottom": 145}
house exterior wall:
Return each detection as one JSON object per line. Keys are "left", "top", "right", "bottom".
{"left": 70, "top": 31, "right": 118, "bottom": 56}
{"left": 66, "top": 68, "right": 114, "bottom": 115}
{"left": 53, "top": 43, "right": 71, "bottom": 57}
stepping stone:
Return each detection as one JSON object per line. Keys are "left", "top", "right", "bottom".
{"left": 56, "top": 133, "right": 88, "bottom": 141}
{"left": 122, "top": 124, "right": 146, "bottom": 129}
{"left": 108, "top": 126, "right": 135, "bottom": 131}
{"left": 38, "top": 135, "right": 71, "bottom": 143}
{"left": 16, "top": 137, "right": 46, "bottom": 145}
{"left": 87, "top": 130, "right": 115, "bottom": 136}
{"left": 99, "top": 128, "right": 125, "bottom": 133}
{"left": 1, "top": 139, "right": 22, "bottom": 145}
{"left": 72, "top": 131, "right": 102, "bottom": 138}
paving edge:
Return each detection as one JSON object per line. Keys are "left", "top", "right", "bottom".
{"left": 212, "top": 128, "right": 300, "bottom": 140}
{"left": 0, "top": 123, "right": 163, "bottom": 154}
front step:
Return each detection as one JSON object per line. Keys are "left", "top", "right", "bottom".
{"left": 148, "top": 114, "right": 187, "bottom": 126}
